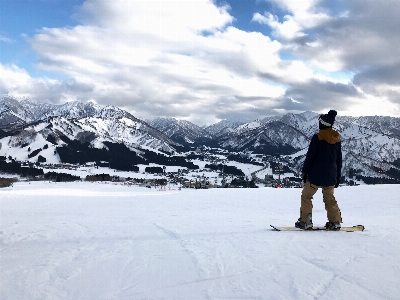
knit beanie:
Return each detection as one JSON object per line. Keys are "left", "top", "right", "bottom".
{"left": 319, "top": 110, "right": 337, "bottom": 129}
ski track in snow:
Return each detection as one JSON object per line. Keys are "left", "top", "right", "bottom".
{"left": 1, "top": 181, "right": 400, "bottom": 300}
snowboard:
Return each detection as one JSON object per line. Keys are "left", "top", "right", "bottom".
{"left": 270, "top": 225, "right": 365, "bottom": 232}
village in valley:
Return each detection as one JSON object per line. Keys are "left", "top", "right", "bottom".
{"left": 0, "top": 145, "right": 304, "bottom": 190}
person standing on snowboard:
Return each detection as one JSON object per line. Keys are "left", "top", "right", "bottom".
{"left": 295, "top": 110, "right": 343, "bottom": 230}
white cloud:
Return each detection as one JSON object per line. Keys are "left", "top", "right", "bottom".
{"left": 0, "top": 64, "right": 94, "bottom": 103}
{"left": 77, "top": 0, "right": 233, "bottom": 38}
{"left": 2, "top": 0, "right": 400, "bottom": 123}
{"left": 343, "top": 93, "right": 400, "bottom": 118}
{"left": 253, "top": 0, "right": 330, "bottom": 40}
{"left": 22, "top": 0, "right": 293, "bottom": 122}
{"left": 280, "top": 0, "right": 400, "bottom": 72}
{"left": 0, "top": 64, "right": 33, "bottom": 96}
{"left": 252, "top": 12, "right": 304, "bottom": 40}
{"left": 0, "top": 35, "right": 15, "bottom": 43}
{"left": 268, "top": 0, "right": 315, "bottom": 12}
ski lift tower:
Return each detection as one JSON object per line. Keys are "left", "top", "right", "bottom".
{"left": 277, "top": 163, "right": 283, "bottom": 183}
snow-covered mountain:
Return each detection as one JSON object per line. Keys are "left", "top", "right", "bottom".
{"left": 204, "top": 120, "right": 246, "bottom": 138}
{"left": 0, "top": 97, "right": 181, "bottom": 167}
{"left": 0, "top": 96, "right": 98, "bottom": 128}
{"left": 1, "top": 96, "right": 400, "bottom": 184}
{"left": 213, "top": 117, "right": 310, "bottom": 155}
{"left": 148, "top": 117, "right": 215, "bottom": 147}
{"left": 200, "top": 111, "right": 400, "bottom": 183}
{"left": 278, "top": 113, "right": 400, "bottom": 183}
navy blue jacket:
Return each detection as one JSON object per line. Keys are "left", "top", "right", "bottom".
{"left": 302, "top": 128, "right": 342, "bottom": 187}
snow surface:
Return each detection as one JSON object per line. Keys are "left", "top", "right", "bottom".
{"left": 1, "top": 182, "right": 400, "bottom": 300}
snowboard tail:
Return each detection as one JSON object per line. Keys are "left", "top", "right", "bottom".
{"left": 270, "top": 225, "right": 365, "bottom": 232}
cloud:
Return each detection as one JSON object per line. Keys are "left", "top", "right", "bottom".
{"left": 282, "top": 79, "right": 361, "bottom": 111}
{"left": 0, "top": 64, "right": 32, "bottom": 96}
{"left": 0, "top": 35, "right": 15, "bottom": 43}
{"left": 76, "top": 0, "right": 233, "bottom": 35}
{"left": 354, "top": 64, "right": 400, "bottom": 90}
{"left": 282, "top": 0, "right": 400, "bottom": 71}
{"left": 252, "top": 0, "right": 331, "bottom": 40}
{"left": 353, "top": 63, "right": 400, "bottom": 106}
{"left": 0, "top": 64, "right": 94, "bottom": 102}
{"left": 23, "top": 0, "right": 290, "bottom": 123}
{"left": 251, "top": 0, "right": 400, "bottom": 116}
{"left": 2, "top": 0, "right": 400, "bottom": 125}
{"left": 278, "top": 77, "right": 400, "bottom": 117}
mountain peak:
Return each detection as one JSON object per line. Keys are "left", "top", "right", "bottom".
{"left": 299, "top": 111, "right": 319, "bottom": 120}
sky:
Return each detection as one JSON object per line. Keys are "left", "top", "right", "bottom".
{"left": 1, "top": 0, "right": 400, "bottom": 125}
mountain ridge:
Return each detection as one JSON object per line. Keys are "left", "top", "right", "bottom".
{"left": 1, "top": 96, "right": 400, "bottom": 184}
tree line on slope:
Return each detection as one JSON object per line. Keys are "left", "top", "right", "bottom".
{"left": 55, "top": 135, "right": 199, "bottom": 171}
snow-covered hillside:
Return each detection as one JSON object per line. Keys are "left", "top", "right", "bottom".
{"left": 148, "top": 117, "right": 213, "bottom": 145}
{"left": 0, "top": 96, "right": 97, "bottom": 129}
{"left": 1, "top": 182, "right": 399, "bottom": 299}
{"left": 204, "top": 119, "right": 246, "bottom": 138}
{"left": 1, "top": 97, "right": 400, "bottom": 184}
{"left": 0, "top": 97, "right": 183, "bottom": 165}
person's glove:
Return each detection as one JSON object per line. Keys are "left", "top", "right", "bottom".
{"left": 302, "top": 174, "right": 307, "bottom": 183}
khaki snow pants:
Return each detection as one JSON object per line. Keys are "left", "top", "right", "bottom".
{"left": 300, "top": 181, "right": 342, "bottom": 224}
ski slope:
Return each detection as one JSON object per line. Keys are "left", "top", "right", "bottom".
{"left": 1, "top": 182, "right": 399, "bottom": 299}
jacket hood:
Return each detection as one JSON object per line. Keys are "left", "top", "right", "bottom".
{"left": 317, "top": 128, "right": 340, "bottom": 144}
